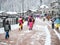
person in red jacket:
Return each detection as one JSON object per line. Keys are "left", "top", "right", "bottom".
{"left": 18, "top": 16, "right": 24, "bottom": 30}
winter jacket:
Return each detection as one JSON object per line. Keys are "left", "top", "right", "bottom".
{"left": 18, "top": 18, "right": 23, "bottom": 25}
{"left": 4, "top": 23, "right": 11, "bottom": 32}
{"left": 3, "top": 19, "right": 6, "bottom": 27}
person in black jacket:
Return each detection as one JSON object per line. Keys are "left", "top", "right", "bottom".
{"left": 3, "top": 18, "right": 6, "bottom": 27}
{"left": 4, "top": 20, "right": 11, "bottom": 39}
{"left": 52, "top": 20, "right": 54, "bottom": 29}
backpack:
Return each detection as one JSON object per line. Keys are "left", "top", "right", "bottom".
{"left": 5, "top": 24, "right": 9, "bottom": 30}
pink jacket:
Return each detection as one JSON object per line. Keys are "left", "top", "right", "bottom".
{"left": 29, "top": 22, "right": 33, "bottom": 28}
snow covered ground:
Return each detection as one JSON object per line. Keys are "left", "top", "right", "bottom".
{"left": 0, "top": 21, "right": 28, "bottom": 34}
{"left": 0, "top": 18, "right": 59, "bottom": 45}
{"left": 0, "top": 18, "right": 51, "bottom": 45}
{"left": 45, "top": 20, "right": 60, "bottom": 40}
{"left": 0, "top": 24, "right": 19, "bottom": 34}
{"left": 33, "top": 18, "right": 51, "bottom": 45}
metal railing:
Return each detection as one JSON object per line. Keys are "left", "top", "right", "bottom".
{"left": 0, "top": 18, "right": 18, "bottom": 28}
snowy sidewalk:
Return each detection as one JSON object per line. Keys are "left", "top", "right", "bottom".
{"left": 0, "top": 18, "right": 50, "bottom": 45}
{"left": 0, "top": 21, "right": 27, "bottom": 34}
{"left": 0, "top": 24, "right": 19, "bottom": 34}
{"left": 45, "top": 20, "right": 60, "bottom": 40}
{"left": 0, "top": 18, "right": 60, "bottom": 45}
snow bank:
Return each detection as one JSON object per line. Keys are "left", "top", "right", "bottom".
{"left": 11, "top": 24, "right": 19, "bottom": 30}
{"left": 0, "top": 24, "right": 19, "bottom": 34}
{"left": 0, "top": 21, "right": 28, "bottom": 34}
{"left": 0, "top": 28, "right": 5, "bottom": 34}
{"left": 45, "top": 20, "right": 60, "bottom": 40}
{"left": 44, "top": 26, "right": 51, "bottom": 45}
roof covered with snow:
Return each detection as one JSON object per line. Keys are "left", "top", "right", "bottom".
{"left": 6, "top": 12, "right": 17, "bottom": 14}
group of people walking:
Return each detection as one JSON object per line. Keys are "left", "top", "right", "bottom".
{"left": 3, "top": 15, "right": 60, "bottom": 40}
{"left": 18, "top": 15, "right": 35, "bottom": 30}
{"left": 3, "top": 15, "right": 35, "bottom": 39}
